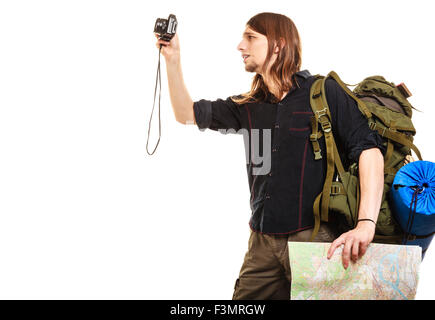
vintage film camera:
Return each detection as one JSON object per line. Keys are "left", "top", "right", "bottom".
{"left": 154, "top": 14, "right": 177, "bottom": 42}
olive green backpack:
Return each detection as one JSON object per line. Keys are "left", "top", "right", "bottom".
{"left": 308, "top": 71, "right": 423, "bottom": 244}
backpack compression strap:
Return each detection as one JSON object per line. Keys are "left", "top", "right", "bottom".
{"left": 370, "top": 123, "right": 423, "bottom": 161}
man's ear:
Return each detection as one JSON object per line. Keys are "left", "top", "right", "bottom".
{"left": 274, "top": 38, "right": 285, "bottom": 54}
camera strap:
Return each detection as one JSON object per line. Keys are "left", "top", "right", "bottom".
{"left": 146, "top": 44, "right": 163, "bottom": 155}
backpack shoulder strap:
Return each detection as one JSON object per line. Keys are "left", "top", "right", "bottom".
{"left": 326, "top": 71, "right": 372, "bottom": 119}
{"left": 309, "top": 75, "right": 346, "bottom": 240}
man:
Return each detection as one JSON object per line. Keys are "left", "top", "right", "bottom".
{"left": 155, "top": 12, "right": 385, "bottom": 300}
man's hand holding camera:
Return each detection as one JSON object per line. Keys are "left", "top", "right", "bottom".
{"left": 154, "top": 33, "right": 180, "bottom": 65}
{"left": 154, "top": 14, "right": 179, "bottom": 65}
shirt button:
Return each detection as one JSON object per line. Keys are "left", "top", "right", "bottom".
{"left": 274, "top": 123, "right": 280, "bottom": 129}
{"left": 268, "top": 172, "right": 272, "bottom": 177}
{"left": 272, "top": 147, "right": 278, "bottom": 152}
{"left": 265, "top": 194, "right": 271, "bottom": 199}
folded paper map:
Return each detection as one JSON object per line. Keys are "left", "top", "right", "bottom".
{"left": 288, "top": 242, "right": 421, "bottom": 300}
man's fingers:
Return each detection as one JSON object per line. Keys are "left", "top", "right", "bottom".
{"left": 154, "top": 34, "right": 170, "bottom": 47}
{"left": 342, "top": 238, "right": 353, "bottom": 269}
{"left": 156, "top": 41, "right": 170, "bottom": 51}
{"left": 156, "top": 40, "right": 169, "bottom": 47}
{"left": 359, "top": 242, "right": 368, "bottom": 258}
{"left": 351, "top": 240, "right": 360, "bottom": 262}
{"left": 327, "top": 237, "right": 345, "bottom": 259}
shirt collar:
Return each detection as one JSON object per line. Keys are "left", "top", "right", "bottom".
{"left": 265, "top": 69, "right": 312, "bottom": 103}
{"left": 295, "top": 69, "right": 312, "bottom": 79}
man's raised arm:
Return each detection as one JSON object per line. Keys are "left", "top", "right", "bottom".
{"left": 155, "top": 33, "right": 195, "bottom": 125}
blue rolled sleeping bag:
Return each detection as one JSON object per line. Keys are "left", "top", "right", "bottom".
{"left": 390, "top": 160, "right": 435, "bottom": 258}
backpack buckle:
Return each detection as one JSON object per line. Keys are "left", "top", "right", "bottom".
{"left": 310, "top": 133, "right": 323, "bottom": 160}
{"left": 331, "top": 185, "right": 341, "bottom": 195}
{"left": 315, "top": 108, "right": 332, "bottom": 133}
{"left": 320, "top": 120, "right": 332, "bottom": 133}
{"left": 310, "top": 133, "right": 319, "bottom": 142}
{"left": 315, "top": 107, "right": 328, "bottom": 118}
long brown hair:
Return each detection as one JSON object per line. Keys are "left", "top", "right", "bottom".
{"left": 231, "top": 12, "right": 302, "bottom": 105}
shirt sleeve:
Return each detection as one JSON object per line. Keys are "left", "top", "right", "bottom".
{"left": 325, "top": 78, "right": 386, "bottom": 163}
{"left": 193, "top": 96, "right": 242, "bottom": 132}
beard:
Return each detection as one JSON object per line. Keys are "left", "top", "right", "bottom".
{"left": 244, "top": 60, "right": 259, "bottom": 73}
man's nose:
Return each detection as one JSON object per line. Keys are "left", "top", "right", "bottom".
{"left": 237, "top": 40, "right": 245, "bottom": 52}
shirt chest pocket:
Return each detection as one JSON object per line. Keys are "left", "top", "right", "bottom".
{"left": 288, "top": 112, "right": 313, "bottom": 138}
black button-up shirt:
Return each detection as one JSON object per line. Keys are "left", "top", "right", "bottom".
{"left": 193, "top": 70, "right": 385, "bottom": 234}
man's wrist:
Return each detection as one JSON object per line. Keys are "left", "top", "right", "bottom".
{"left": 165, "top": 55, "right": 181, "bottom": 67}
{"left": 357, "top": 218, "right": 376, "bottom": 226}
{"left": 356, "top": 219, "right": 377, "bottom": 231}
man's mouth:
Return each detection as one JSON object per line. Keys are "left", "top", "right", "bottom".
{"left": 242, "top": 55, "right": 250, "bottom": 62}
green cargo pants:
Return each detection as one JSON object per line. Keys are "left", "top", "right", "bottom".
{"left": 232, "top": 223, "right": 340, "bottom": 300}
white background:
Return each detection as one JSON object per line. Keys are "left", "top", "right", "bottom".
{"left": 0, "top": 0, "right": 434, "bottom": 299}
